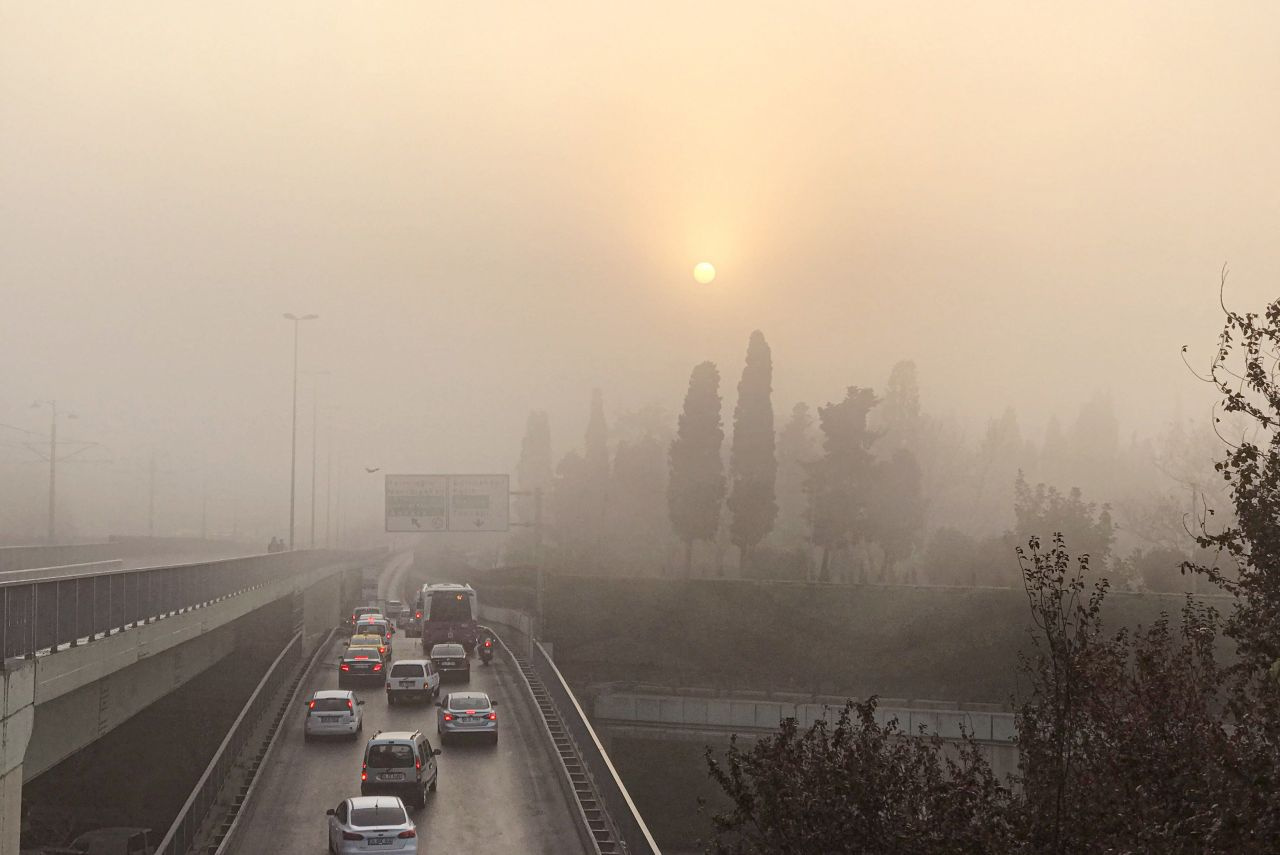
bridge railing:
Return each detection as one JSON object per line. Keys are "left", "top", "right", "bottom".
{"left": 0, "top": 549, "right": 373, "bottom": 660}
{"left": 529, "top": 640, "right": 662, "bottom": 855}
{"left": 155, "top": 631, "right": 302, "bottom": 855}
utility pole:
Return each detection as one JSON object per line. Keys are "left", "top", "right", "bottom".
{"left": 47, "top": 404, "right": 57, "bottom": 544}
{"left": 283, "top": 313, "right": 318, "bottom": 550}
{"left": 325, "top": 423, "right": 333, "bottom": 548}
{"left": 148, "top": 447, "right": 157, "bottom": 537}
{"left": 310, "top": 388, "right": 318, "bottom": 549}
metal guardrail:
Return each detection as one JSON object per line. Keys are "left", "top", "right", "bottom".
{"left": 155, "top": 631, "right": 303, "bottom": 855}
{"left": 593, "top": 692, "right": 1018, "bottom": 742}
{"left": 0, "top": 549, "right": 372, "bottom": 660}
{"left": 530, "top": 641, "right": 662, "bottom": 855}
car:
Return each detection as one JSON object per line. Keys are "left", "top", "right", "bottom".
{"left": 385, "top": 659, "right": 440, "bottom": 705}
{"left": 327, "top": 796, "right": 418, "bottom": 854}
{"left": 305, "top": 689, "right": 364, "bottom": 741}
{"left": 428, "top": 643, "right": 470, "bottom": 682}
{"left": 350, "top": 605, "right": 382, "bottom": 632}
{"left": 355, "top": 616, "right": 394, "bottom": 643}
{"left": 360, "top": 731, "right": 440, "bottom": 808}
{"left": 437, "top": 691, "right": 498, "bottom": 745}
{"left": 338, "top": 647, "right": 386, "bottom": 687}
{"left": 349, "top": 633, "right": 389, "bottom": 662}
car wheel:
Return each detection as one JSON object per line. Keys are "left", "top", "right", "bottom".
{"left": 429, "top": 773, "right": 438, "bottom": 793}
{"left": 490, "top": 732, "right": 499, "bottom": 746}
{"left": 387, "top": 694, "right": 395, "bottom": 706}
{"left": 418, "top": 784, "right": 428, "bottom": 806}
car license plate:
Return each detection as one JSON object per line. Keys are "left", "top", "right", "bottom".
{"left": 399, "top": 680, "right": 414, "bottom": 687}
{"left": 379, "top": 772, "right": 404, "bottom": 781}
{"left": 369, "top": 838, "right": 393, "bottom": 846}
{"left": 440, "top": 659, "right": 456, "bottom": 666}
{"left": 322, "top": 716, "right": 338, "bottom": 723}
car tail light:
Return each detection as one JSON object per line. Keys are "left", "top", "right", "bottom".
{"left": 443, "top": 713, "right": 453, "bottom": 721}
{"left": 399, "top": 830, "right": 416, "bottom": 839}
{"left": 343, "top": 831, "right": 363, "bottom": 840}
{"left": 308, "top": 700, "right": 316, "bottom": 709}
{"left": 373, "top": 663, "right": 383, "bottom": 672}
{"left": 361, "top": 764, "right": 367, "bottom": 781}
{"left": 487, "top": 712, "right": 497, "bottom": 720}
{"left": 466, "top": 710, "right": 475, "bottom": 715}
{"left": 347, "top": 699, "right": 353, "bottom": 710}
{"left": 415, "top": 759, "right": 421, "bottom": 770}
{"left": 415, "top": 611, "right": 422, "bottom": 618}
{"left": 484, "top": 639, "right": 492, "bottom": 648}
{"left": 340, "top": 664, "right": 350, "bottom": 671}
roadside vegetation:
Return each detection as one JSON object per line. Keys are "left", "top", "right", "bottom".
{"left": 700, "top": 293, "right": 1280, "bottom": 853}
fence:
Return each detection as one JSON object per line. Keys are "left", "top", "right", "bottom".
{"left": 154, "top": 632, "right": 302, "bottom": 855}
{"left": 0, "top": 549, "right": 371, "bottom": 661}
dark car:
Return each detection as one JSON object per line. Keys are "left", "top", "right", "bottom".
{"left": 428, "top": 643, "right": 470, "bottom": 682}
{"left": 338, "top": 646, "right": 386, "bottom": 687}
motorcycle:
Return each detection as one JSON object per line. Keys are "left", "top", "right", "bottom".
{"left": 479, "top": 635, "right": 494, "bottom": 665}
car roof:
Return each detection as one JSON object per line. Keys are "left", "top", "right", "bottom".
{"left": 369, "top": 730, "right": 420, "bottom": 742}
{"left": 313, "top": 689, "right": 354, "bottom": 699}
{"left": 391, "top": 658, "right": 430, "bottom": 665}
{"left": 347, "top": 795, "right": 406, "bottom": 810}
{"left": 447, "top": 692, "right": 492, "bottom": 706}
{"left": 431, "top": 643, "right": 465, "bottom": 651}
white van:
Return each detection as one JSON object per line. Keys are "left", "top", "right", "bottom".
{"left": 386, "top": 660, "right": 441, "bottom": 705}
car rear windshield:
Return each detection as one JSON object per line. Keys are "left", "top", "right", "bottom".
{"left": 350, "top": 806, "right": 407, "bottom": 827}
{"left": 449, "top": 695, "right": 490, "bottom": 711}
{"left": 347, "top": 648, "right": 380, "bottom": 659}
{"left": 390, "top": 664, "right": 424, "bottom": 678}
{"left": 311, "top": 698, "right": 350, "bottom": 712}
{"left": 432, "top": 645, "right": 465, "bottom": 657}
{"left": 367, "top": 744, "right": 415, "bottom": 768}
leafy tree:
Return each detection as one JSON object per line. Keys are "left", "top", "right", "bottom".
{"left": 869, "top": 448, "right": 925, "bottom": 581}
{"left": 806, "top": 387, "right": 878, "bottom": 582}
{"left": 773, "top": 403, "right": 817, "bottom": 552}
{"left": 1013, "top": 473, "right": 1115, "bottom": 567}
{"left": 728, "top": 331, "right": 778, "bottom": 571}
{"left": 608, "top": 433, "right": 669, "bottom": 574}
{"left": 874, "top": 359, "right": 922, "bottom": 453}
{"left": 704, "top": 699, "right": 1015, "bottom": 854}
{"left": 668, "top": 361, "right": 726, "bottom": 575}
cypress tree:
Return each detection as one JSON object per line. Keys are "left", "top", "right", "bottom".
{"left": 728, "top": 330, "right": 778, "bottom": 571}
{"left": 668, "top": 361, "right": 726, "bottom": 575}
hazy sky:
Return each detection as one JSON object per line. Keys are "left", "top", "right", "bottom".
{"left": 4, "top": 2, "right": 1280, "bottom": 538}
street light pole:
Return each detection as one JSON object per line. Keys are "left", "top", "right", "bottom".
{"left": 284, "top": 313, "right": 319, "bottom": 550}
{"left": 31, "top": 400, "right": 76, "bottom": 544}
{"left": 310, "top": 388, "right": 318, "bottom": 548}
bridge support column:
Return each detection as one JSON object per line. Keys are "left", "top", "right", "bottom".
{"left": 0, "top": 661, "right": 34, "bottom": 855}
{"left": 301, "top": 569, "right": 343, "bottom": 656}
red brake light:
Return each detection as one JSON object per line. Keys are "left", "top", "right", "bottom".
{"left": 347, "top": 699, "right": 353, "bottom": 710}
{"left": 443, "top": 713, "right": 453, "bottom": 721}
{"left": 415, "top": 759, "right": 421, "bottom": 770}
{"left": 484, "top": 640, "right": 492, "bottom": 647}
{"left": 308, "top": 700, "right": 315, "bottom": 709}
{"left": 343, "top": 831, "right": 363, "bottom": 840}
{"left": 415, "top": 611, "right": 422, "bottom": 618}
{"left": 487, "top": 712, "right": 497, "bottom": 720}
{"left": 466, "top": 710, "right": 475, "bottom": 715}
{"left": 340, "top": 664, "right": 350, "bottom": 671}
{"left": 399, "top": 829, "right": 416, "bottom": 839}
{"left": 355, "top": 655, "right": 369, "bottom": 660}
{"left": 373, "top": 663, "right": 383, "bottom": 672}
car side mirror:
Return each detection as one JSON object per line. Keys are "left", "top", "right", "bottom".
{"left": 433, "top": 748, "right": 442, "bottom": 755}
{"left": 358, "top": 700, "right": 366, "bottom": 705}
{"left": 491, "top": 701, "right": 498, "bottom": 706}
{"left": 326, "top": 809, "right": 336, "bottom": 816}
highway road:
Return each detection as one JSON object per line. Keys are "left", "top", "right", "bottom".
{"left": 232, "top": 626, "right": 589, "bottom": 854}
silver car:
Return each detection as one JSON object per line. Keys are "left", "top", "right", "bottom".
{"left": 305, "top": 689, "right": 364, "bottom": 741}
{"left": 326, "top": 796, "right": 418, "bottom": 854}
{"left": 437, "top": 691, "right": 498, "bottom": 745}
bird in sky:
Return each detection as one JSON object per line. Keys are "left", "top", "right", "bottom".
{"left": 365, "top": 467, "right": 381, "bottom": 473}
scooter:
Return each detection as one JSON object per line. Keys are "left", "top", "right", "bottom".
{"left": 479, "top": 635, "right": 495, "bottom": 665}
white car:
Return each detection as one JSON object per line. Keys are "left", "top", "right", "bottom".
{"left": 305, "top": 690, "right": 364, "bottom": 741}
{"left": 385, "top": 659, "right": 441, "bottom": 705}
{"left": 326, "top": 796, "right": 418, "bottom": 854}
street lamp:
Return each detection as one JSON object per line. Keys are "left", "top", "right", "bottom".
{"left": 284, "top": 313, "right": 319, "bottom": 549}
{"left": 31, "top": 400, "right": 77, "bottom": 544}
{"left": 302, "top": 370, "right": 331, "bottom": 549}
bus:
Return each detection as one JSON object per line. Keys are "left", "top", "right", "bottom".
{"left": 412, "top": 583, "right": 479, "bottom": 653}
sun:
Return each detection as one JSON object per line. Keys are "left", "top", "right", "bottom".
{"left": 693, "top": 261, "right": 716, "bottom": 284}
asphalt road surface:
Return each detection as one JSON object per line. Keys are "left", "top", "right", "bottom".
{"left": 232, "top": 628, "right": 588, "bottom": 854}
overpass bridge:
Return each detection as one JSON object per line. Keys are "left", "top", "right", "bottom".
{"left": 0, "top": 548, "right": 378, "bottom": 852}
